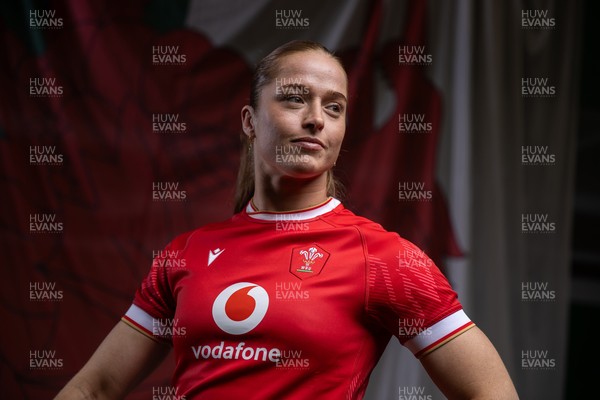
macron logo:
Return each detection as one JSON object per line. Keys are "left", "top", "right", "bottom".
{"left": 208, "top": 248, "right": 225, "bottom": 266}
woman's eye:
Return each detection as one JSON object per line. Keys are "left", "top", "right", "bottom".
{"left": 326, "top": 103, "right": 343, "bottom": 114}
{"left": 285, "top": 95, "right": 304, "bottom": 103}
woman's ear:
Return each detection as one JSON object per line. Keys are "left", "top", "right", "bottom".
{"left": 241, "top": 105, "right": 255, "bottom": 138}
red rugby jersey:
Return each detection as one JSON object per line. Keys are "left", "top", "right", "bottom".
{"left": 122, "top": 198, "right": 474, "bottom": 399}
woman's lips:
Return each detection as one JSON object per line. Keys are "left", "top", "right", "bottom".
{"left": 291, "top": 137, "right": 325, "bottom": 150}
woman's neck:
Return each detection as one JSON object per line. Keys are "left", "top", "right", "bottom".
{"left": 252, "top": 171, "right": 329, "bottom": 212}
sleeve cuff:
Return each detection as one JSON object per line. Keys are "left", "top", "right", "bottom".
{"left": 121, "top": 304, "right": 172, "bottom": 344}
{"left": 404, "top": 309, "right": 475, "bottom": 358}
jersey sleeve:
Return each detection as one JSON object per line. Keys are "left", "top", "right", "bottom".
{"left": 364, "top": 232, "right": 474, "bottom": 358}
{"left": 121, "top": 239, "right": 181, "bottom": 344}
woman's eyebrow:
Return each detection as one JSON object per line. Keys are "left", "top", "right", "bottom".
{"left": 325, "top": 90, "right": 348, "bottom": 103}
{"left": 278, "top": 83, "right": 307, "bottom": 90}
{"left": 276, "top": 83, "right": 347, "bottom": 103}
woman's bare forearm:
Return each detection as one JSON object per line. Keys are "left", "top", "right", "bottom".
{"left": 54, "top": 321, "right": 170, "bottom": 399}
{"left": 421, "top": 327, "right": 519, "bottom": 399}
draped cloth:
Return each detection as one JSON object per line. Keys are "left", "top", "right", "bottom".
{"left": 0, "top": 1, "right": 579, "bottom": 398}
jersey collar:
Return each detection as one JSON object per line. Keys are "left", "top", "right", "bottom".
{"left": 245, "top": 197, "right": 341, "bottom": 221}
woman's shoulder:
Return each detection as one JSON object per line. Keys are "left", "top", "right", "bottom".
{"left": 332, "top": 206, "right": 391, "bottom": 234}
{"left": 333, "top": 206, "right": 424, "bottom": 251}
{"left": 334, "top": 208, "right": 434, "bottom": 269}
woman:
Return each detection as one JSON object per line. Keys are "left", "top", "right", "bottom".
{"left": 56, "top": 40, "right": 518, "bottom": 399}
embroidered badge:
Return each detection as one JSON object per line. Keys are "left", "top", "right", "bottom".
{"left": 289, "top": 244, "right": 330, "bottom": 280}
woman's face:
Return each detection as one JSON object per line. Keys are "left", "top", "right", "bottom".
{"left": 243, "top": 50, "right": 348, "bottom": 181}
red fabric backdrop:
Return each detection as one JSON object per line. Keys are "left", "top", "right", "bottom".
{"left": 0, "top": 1, "right": 460, "bottom": 398}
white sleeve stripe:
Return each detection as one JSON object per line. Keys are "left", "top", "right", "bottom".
{"left": 124, "top": 304, "right": 156, "bottom": 334}
{"left": 404, "top": 309, "right": 472, "bottom": 355}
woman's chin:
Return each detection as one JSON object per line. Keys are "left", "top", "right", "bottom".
{"left": 278, "top": 162, "right": 329, "bottom": 179}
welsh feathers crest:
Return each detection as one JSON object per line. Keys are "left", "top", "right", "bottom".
{"left": 290, "top": 244, "right": 330, "bottom": 280}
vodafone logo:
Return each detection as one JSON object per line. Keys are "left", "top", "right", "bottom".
{"left": 212, "top": 282, "right": 269, "bottom": 335}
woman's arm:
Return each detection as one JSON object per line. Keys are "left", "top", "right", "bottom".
{"left": 420, "top": 326, "right": 519, "bottom": 400}
{"left": 54, "top": 321, "right": 170, "bottom": 400}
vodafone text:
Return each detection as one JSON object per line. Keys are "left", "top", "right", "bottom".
{"left": 192, "top": 341, "right": 281, "bottom": 363}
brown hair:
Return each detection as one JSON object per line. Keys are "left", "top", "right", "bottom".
{"left": 233, "top": 40, "right": 346, "bottom": 213}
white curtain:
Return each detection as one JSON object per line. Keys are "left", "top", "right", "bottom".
{"left": 366, "top": 1, "right": 580, "bottom": 399}
{"left": 468, "top": 1, "right": 580, "bottom": 399}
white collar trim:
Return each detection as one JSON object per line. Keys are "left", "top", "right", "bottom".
{"left": 245, "top": 198, "right": 341, "bottom": 221}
